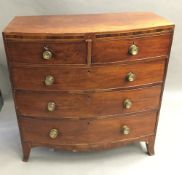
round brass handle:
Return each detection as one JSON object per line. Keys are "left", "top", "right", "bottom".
{"left": 123, "top": 99, "right": 132, "bottom": 109}
{"left": 122, "top": 125, "right": 130, "bottom": 135}
{"left": 44, "top": 75, "right": 55, "bottom": 86}
{"left": 128, "top": 44, "right": 139, "bottom": 56}
{"left": 49, "top": 129, "right": 59, "bottom": 139}
{"left": 43, "top": 49, "right": 52, "bottom": 60}
{"left": 126, "top": 72, "right": 136, "bottom": 82}
{"left": 47, "top": 102, "right": 56, "bottom": 112}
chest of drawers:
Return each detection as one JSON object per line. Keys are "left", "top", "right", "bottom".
{"left": 3, "top": 12, "right": 174, "bottom": 161}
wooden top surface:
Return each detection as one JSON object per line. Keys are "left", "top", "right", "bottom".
{"left": 3, "top": 12, "right": 174, "bottom": 36}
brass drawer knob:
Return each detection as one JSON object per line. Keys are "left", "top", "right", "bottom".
{"left": 47, "top": 102, "right": 56, "bottom": 112}
{"left": 123, "top": 99, "right": 132, "bottom": 109}
{"left": 49, "top": 128, "right": 59, "bottom": 139}
{"left": 126, "top": 72, "right": 136, "bottom": 82}
{"left": 128, "top": 44, "right": 139, "bottom": 56}
{"left": 122, "top": 125, "right": 130, "bottom": 135}
{"left": 43, "top": 47, "right": 52, "bottom": 60}
{"left": 44, "top": 75, "right": 55, "bottom": 86}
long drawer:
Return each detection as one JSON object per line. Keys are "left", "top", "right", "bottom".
{"left": 20, "top": 111, "right": 157, "bottom": 146}
{"left": 11, "top": 59, "right": 165, "bottom": 91}
{"left": 16, "top": 85, "right": 162, "bottom": 119}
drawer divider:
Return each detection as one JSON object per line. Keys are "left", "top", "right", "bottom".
{"left": 86, "top": 39, "right": 92, "bottom": 66}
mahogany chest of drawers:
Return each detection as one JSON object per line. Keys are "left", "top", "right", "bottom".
{"left": 3, "top": 12, "right": 174, "bottom": 161}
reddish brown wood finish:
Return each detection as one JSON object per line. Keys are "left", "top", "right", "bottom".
{"left": 5, "top": 33, "right": 172, "bottom": 65}
{"left": 6, "top": 40, "right": 87, "bottom": 64}
{"left": 146, "top": 135, "right": 155, "bottom": 155}
{"left": 2, "top": 13, "right": 174, "bottom": 161}
{"left": 3, "top": 12, "right": 173, "bottom": 37}
{"left": 11, "top": 59, "right": 165, "bottom": 91}
{"left": 15, "top": 85, "right": 162, "bottom": 119}
{"left": 22, "top": 142, "right": 31, "bottom": 162}
{"left": 20, "top": 111, "right": 157, "bottom": 146}
{"left": 92, "top": 33, "right": 172, "bottom": 64}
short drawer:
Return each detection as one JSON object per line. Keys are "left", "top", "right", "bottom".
{"left": 92, "top": 33, "right": 172, "bottom": 63}
{"left": 16, "top": 85, "right": 162, "bottom": 119}
{"left": 20, "top": 111, "right": 157, "bottom": 146}
{"left": 6, "top": 40, "right": 87, "bottom": 64}
{"left": 11, "top": 59, "right": 165, "bottom": 91}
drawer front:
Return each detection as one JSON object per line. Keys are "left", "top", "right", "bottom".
{"left": 92, "top": 33, "right": 172, "bottom": 63}
{"left": 6, "top": 40, "right": 87, "bottom": 64}
{"left": 11, "top": 59, "right": 165, "bottom": 91}
{"left": 16, "top": 85, "right": 162, "bottom": 119}
{"left": 20, "top": 111, "right": 157, "bottom": 145}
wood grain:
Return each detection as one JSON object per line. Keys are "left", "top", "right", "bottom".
{"left": 3, "top": 12, "right": 174, "bottom": 37}
{"left": 93, "top": 33, "right": 172, "bottom": 63}
{"left": 2, "top": 12, "right": 174, "bottom": 161}
{"left": 15, "top": 85, "right": 162, "bottom": 119}
{"left": 5, "top": 33, "right": 172, "bottom": 65}
{"left": 20, "top": 111, "right": 157, "bottom": 146}
{"left": 6, "top": 40, "right": 87, "bottom": 64}
{"left": 11, "top": 59, "right": 165, "bottom": 91}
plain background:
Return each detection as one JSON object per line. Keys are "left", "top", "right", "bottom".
{"left": 0, "top": 1, "right": 181, "bottom": 175}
